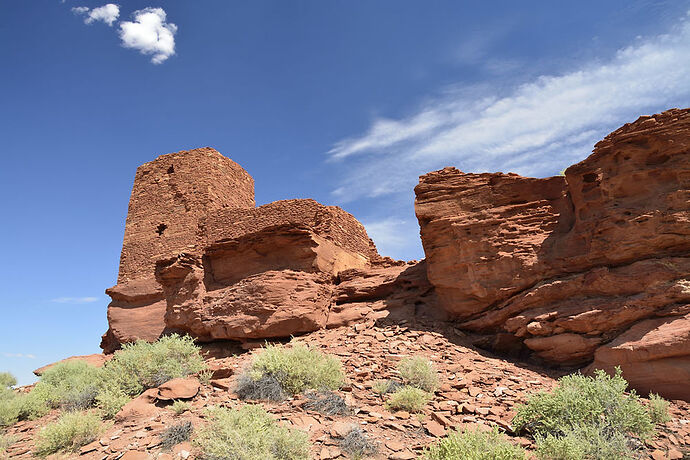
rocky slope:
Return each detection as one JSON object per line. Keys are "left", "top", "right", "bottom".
{"left": 5, "top": 322, "right": 690, "bottom": 459}
{"left": 415, "top": 108, "right": 690, "bottom": 401}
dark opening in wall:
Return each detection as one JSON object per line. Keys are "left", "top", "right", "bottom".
{"left": 156, "top": 223, "right": 168, "bottom": 236}
{"left": 167, "top": 165, "right": 175, "bottom": 174}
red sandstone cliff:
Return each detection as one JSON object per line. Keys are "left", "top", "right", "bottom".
{"left": 415, "top": 108, "right": 690, "bottom": 400}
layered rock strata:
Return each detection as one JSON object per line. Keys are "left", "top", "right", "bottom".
{"left": 415, "top": 108, "right": 690, "bottom": 400}
{"left": 102, "top": 147, "right": 430, "bottom": 352}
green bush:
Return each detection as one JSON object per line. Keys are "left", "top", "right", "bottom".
{"left": 535, "top": 423, "right": 633, "bottom": 460}
{"left": 239, "top": 344, "right": 344, "bottom": 397}
{"left": 385, "top": 386, "right": 431, "bottom": 413}
{"left": 102, "top": 334, "right": 206, "bottom": 396}
{"left": 34, "top": 411, "right": 105, "bottom": 457}
{"left": 170, "top": 400, "right": 191, "bottom": 415}
{"left": 422, "top": 427, "right": 526, "bottom": 460}
{"left": 194, "top": 405, "right": 310, "bottom": 460}
{"left": 647, "top": 393, "right": 670, "bottom": 424}
{"left": 34, "top": 361, "right": 103, "bottom": 410}
{"left": 0, "top": 373, "right": 16, "bottom": 389}
{"left": 513, "top": 368, "right": 655, "bottom": 460}
{"left": 94, "top": 387, "right": 130, "bottom": 419}
{"left": 0, "top": 387, "right": 51, "bottom": 427}
{"left": 397, "top": 356, "right": 439, "bottom": 392}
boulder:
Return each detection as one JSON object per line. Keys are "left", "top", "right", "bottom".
{"left": 157, "top": 377, "right": 200, "bottom": 400}
{"left": 415, "top": 108, "right": 690, "bottom": 400}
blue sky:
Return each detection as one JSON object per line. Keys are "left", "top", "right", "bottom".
{"left": 2, "top": 0, "right": 690, "bottom": 385}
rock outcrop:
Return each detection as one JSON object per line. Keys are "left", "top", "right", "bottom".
{"left": 102, "top": 147, "right": 432, "bottom": 352}
{"left": 415, "top": 108, "right": 690, "bottom": 400}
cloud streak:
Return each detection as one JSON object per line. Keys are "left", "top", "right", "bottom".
{"left": 119, "top": 7, "right": 177, "bottom": 64}
{"left": 51, "top": 297, "right": 99, "bottom": 304}
{"left": 2, "top": 353, "right": 36, "bottom": 359}
{"left": 72, "top": 4, "right": 120, "bottom": 26}
{"left": 328, "top": 13, "right": 690, "bottom": 202}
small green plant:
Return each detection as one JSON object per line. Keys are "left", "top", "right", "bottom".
{"left": 34, "top": 360, "right": 102, "bottom": 410}
{"left": 422, "top": 427, "right": 526, "bottom": 460}
{"left": 237, "top": 343, "right": 344, "bottom": 398}
{"left": 198, "top": 369, "right": 213, "bottom": 386}
{"left": 94, "top": 386, "right": 130, "bottom": 419}
{"left": 160, "top": 420, "right": 193, "bottom": 450}
{"left": 303, "top": 390, "right": 349, "bottom": 416}
{"left": 339, "top": 425, "right": 378, "bottom": 460}
{"left": 513, "top": 368, "right": 654, "bottom": 460}
{"left": 194, "top": 405, "right": 310, "bottom": 460}
{"left": 397, "top": 357, "right": 439, "bottom": 392}
{"left": 371, "top": 379, "right": 402, "bottom": 396}
{"left": 34, "top": 411, "right": 105, "bottom": 457}
{"left": 171, "top": 400, "right": 191, "bottom": 415}
{"left": 102, "top": 334, "right": 206, "bottom": 396}
{"left": 385, "top": 386, "right": 431, "bottom": 413}
{"left": 647, "top": 393, "right": 671, "bottom": 424}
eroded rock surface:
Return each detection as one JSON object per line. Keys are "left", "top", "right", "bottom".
{"left": 102, "top": 147, "right": 428, "bottom": 352}
{"left": 415, "top": 108, "right": 690, "bottom": 400}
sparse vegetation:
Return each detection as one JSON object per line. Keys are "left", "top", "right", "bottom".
{"left": 371, "top": 379, "right": 402, "bottom": 396}
{"left": 101, "top": 334, "right": 206, "bottom": 396}
{"left": 397, "top": 356, "right": 439, "bottom": 392}
{"left": 34, "top": 411, "right": 105, "bottom": 457}
{"left": 160, "top": 420, "right": 193, "bottom": 450}
{"left": 194, "top": 405, "right": 310, "bottom": 460}
{"left": 171, "top": 400, "right": 192, "bottom": 415}
{"left": 236, "top": 343, "right": 344, "bottom": 399}
{"left": 385, "top": 386, "right": 431, "bottom": 413}
{"left": 513, "top": 368, "right": 657, "bottom": 460}
{"left": 304, "top": 390, "right": 349, "bottom": 416}
{"left": 647, "top": 393, "right": 671, "bottom": 424}
{"left": 339, "top": 425, "right": 378, "bottom": 460}
{"left": 34, "top": 360, "right": 102, "bottom": 411}
{"left": 422, "top": 427, "right": 526, "bottom": 460}
{"left": 0, "top": 431, "right": 15, "bottom": 457}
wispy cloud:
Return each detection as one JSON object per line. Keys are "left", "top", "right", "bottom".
{"left": 363, "top": 218, "right": 421, "bottom": 259}
{"left": 72, "top": 4, "right": 120, "bottom": 27}
{"left": 119, "top": 7, "right": 177, "bottom": 64}
{"left": 50, "top": 297, "right": 99, "bottom": 304}
{"left": 2, "top": 353, "right": 36, "bottom": 359}
{"left": 328, "top": 13, "right": 690, "bottom": 202}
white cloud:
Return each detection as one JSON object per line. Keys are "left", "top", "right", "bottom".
{"left": 72, "top": 4, "right": 120, "bottom": 27}
{"left": 51, "top": 297, "right": 99, "bottom": 304}
{"left": 2, "top": 353, "right": 36, "bottom": 359}
{"left": 363, "top": 218, "right": 423, "bottom": 260}
{"left": 119, "top": 7, "right": 177, "bottom": 64}
{"left": 328, "top": 14, "right": 690, "bottom": 202}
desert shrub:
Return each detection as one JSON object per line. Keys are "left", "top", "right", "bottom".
{"left": 339, "top": 425, "right": 378, "bottom": 460}
{"left": 0, "top": 398, "right": 19, "bottom": 428}
{"left": 160, "top": 420, "right": 193, "bottom": 450}
{"left": 171, "top": 400, "right": 191, "bottom": 415}
{"left": 397, "top": 356, "right": 439, "bottom": 392}
{"left": 386, "top": 386, "right": 431, "bottom": 413}
{"left": 239, "top": 344, "right": 344, "bottom": 397}
{"left": 34, "top": 411, "right": 104, "bottom": 457}
{"left": 235, "top": 373, "right": 287, "bottom": 402}
{"left": 422, "top": 427, "right": 526, "bottom": 460}
{"left": 372, "top": 379, "right": 403, "bottom": 395}
{"left": 535, "top": 423, "right": 634, "bottom": 460}
{"left": 101, "top": 334, "right": 206, "bottom": 396}
{"left": 35, "top": 361, "right": 102, "bottom": 409}
{"left": 304, "top": 390, "right": 349, "bottom": 416}
{"left": 0, "top": 373, "right": 16, "bottom": 389}
{"left": 513, "top": 369, "right": 653, "bottom": 439}
{"left": 647, "top": 393, "right": 671, "bottom": 424}
{"left": 94, "top": 387, "right": 130, "bottom": 419}
{"left": 513, "top": 368, "right": 654, "bottom": 460}
{"left": 194, "top": 405, "right": 310, "bottom": 460}
{"left": 0, "top": 389, "right": 52, "bottom": 427}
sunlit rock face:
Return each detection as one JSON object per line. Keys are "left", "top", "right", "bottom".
{"left": 415, "top": 108, "right": 690, "bottom": 401}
